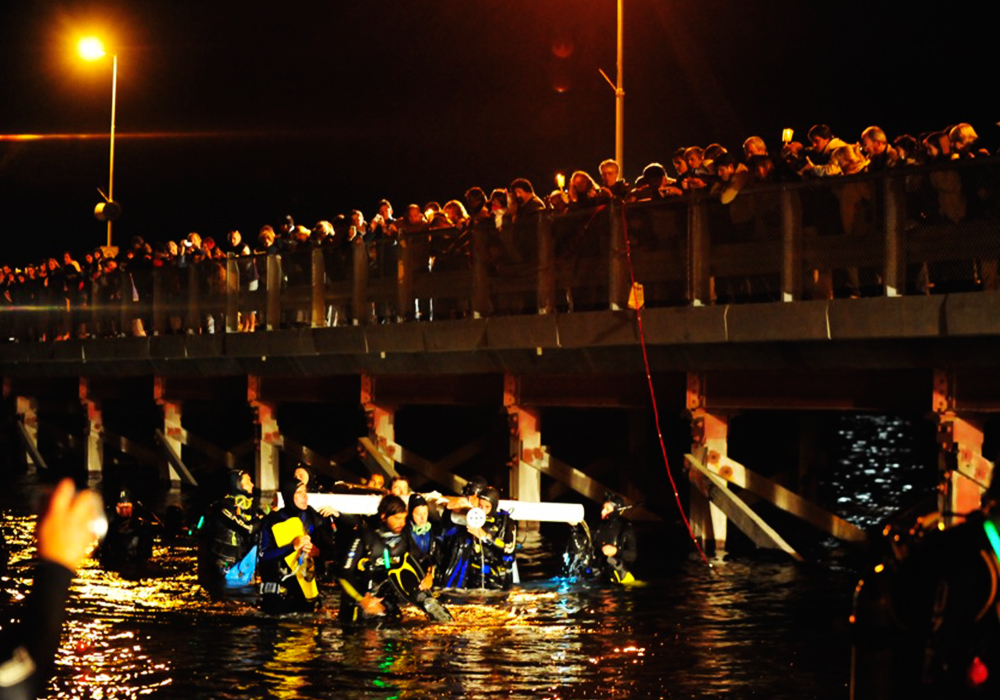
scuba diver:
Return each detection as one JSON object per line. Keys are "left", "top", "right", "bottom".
{"left": 258, "top": 479, "right": 325, "bottom": 615}
{"left": 851, "top": 478, "right": 1000, "bottom": 698}
{"left": 591, "top": 493, "right": 637, "bottom": 584}
{"left": 198, "top": 469, "right": 261, "bottom": 594}
{"left": 98, "top": 487, "right": 155, "bottom": 571}
{"left": 404, "top": 493, "right": 443, "bottom": 581}
{"left": 564, "top": 493, "right": 636, "bottom": 584}
{"left": 439, "top": 485, "right": 516, "bottom": 590}
{"left": 338, "top": 495, "right": 452, "bottom": 625}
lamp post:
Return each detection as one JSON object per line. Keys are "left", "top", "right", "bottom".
{"left": 598, "top": 0, "right": 625, "bottom": 174}
{"left": 78, "top": 37, "right": 118, "bottom": 249}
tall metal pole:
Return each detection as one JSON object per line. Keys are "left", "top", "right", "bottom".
{"left": 615, "top": 0, "right": 624, "bottom": 175}
{"left": 107, "top": 53, "right": 117, "bottom": 249}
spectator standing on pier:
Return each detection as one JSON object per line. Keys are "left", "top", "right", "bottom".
{"left": 509, "top": 179, "right": 546, "bottom": 220}
{"left": 742, "top": 135, "right": 769, "bottom": 160}
{"left": 802, "top": 124, "right": 849, "bottom": 177}
{"left": 567, "top": 171, "right": 601, "bottom": 210}
{"left": 599, "top": 159, "right": 630, "bottom": 199}
{"left": 860, "top": 126, "right": 899, "bottom": 171}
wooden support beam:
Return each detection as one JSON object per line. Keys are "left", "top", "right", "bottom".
{"left": 101, "top": 427, "right": 166, "bottom": 473}
{"left": 522, "top": 450, "right": 660, "bottom": 521}
{"left": 163, "top": 424, "right": 243, "bottom": 469}
{"left": 14, "top": 396, "right": 40, "bottom": 473}
{"left": 153, "top": 430, "right": 199, "bottom": 486}
{"left": 248, "top": 375, "right": 281, "bottom": 496}
{"left": 79, "top": 379, "right": 103, "bottom": 484}
{"left": 357, "top": 437, "right": 401, "bottom": 480}
{"left": 685, "top": 454, "right": 803, "bottom": 560}
{"left": 702, "top": 453, "right": 867, "bottom": 542}
{"left": 16, "top": 416, "right": 48, "bottom": 472}
{"left": 360, "top": 373, "right": 400, "bottom": 480}
{"left": 688, "top": 372, "right": 729, "bottom": 551}
{"left": 393, "top": 444, "right": 465, "bottom": 495}
{"left": 933, "top": 368, "right": 993, "bottom": 521}
{"left": 155, "top": 394, "right": 185, "bottom": 489}
{"left": 280, "top": 437, "right": 360, "bottom": 484}
{"left": 505, "top": 374, "right": 542, "bottom": 524}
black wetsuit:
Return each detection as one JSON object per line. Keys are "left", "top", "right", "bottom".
{"left": 592, "top": 513, "right": 637, "bottom": 584}
{"left": 99, "top": 512, "right": 154, "bottom": 570}
{"left": 0, "top": 561, "right": 73, "bottom": 699}
{"left": 339, "top": 523, "right": 415, "bottom": 624}
{"left": 439, "top": 510, "right": 516, "bottom": 590}
{"left": 198, "top": 490, "right": 260, "bottom": 592}
{"left": 853, "top": 511, "right": 1000, "bottom": 698}
{"left": 258, "top": 490, "right": 324, "bottom": 615}
{"left": 404, "top": 520, "right": 444, "bottom": 577}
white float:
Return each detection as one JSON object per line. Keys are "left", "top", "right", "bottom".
{"left": 276, "top": 493, "right": 586, "bottom": 523}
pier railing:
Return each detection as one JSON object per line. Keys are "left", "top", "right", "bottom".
{"left": 3, "top": 156, "right": 999, "bottom": 340}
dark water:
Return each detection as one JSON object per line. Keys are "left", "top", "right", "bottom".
{"left": 0, "top": 412, "right": 936, "bottom": 699}
{"left": 0, "top": 523, "right": 855, "bottom": 700}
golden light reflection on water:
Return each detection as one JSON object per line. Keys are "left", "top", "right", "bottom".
{"left": 0, "top": 511, "right": 853, "bottom": 699}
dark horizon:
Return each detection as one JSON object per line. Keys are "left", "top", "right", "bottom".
{"left": 1, "top": 0, "right": 995, "bottom": 262}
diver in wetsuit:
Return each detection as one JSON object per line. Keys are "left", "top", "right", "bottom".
{"left": 198, "top": 469, "right": 261, "bottom": 593}
{"left": 590, "top": 494, "right": 637, "bottom": 584}
{"left": 439, "top": 486, "right": 516, "bottom": 590}
{"left": 258, "top": 479, "right": 323, "bottom": 615}
{"left": 339, "top": 495, "right": 450, "bottom": 624}
{"left": 851, "top": 479, "right": 1000, "bottom": 698}
{"left": 98, "top": 488, "right": 155, "bottom": 571}
{"left": 404, "top": 493, "right": 443, "bottom": 581}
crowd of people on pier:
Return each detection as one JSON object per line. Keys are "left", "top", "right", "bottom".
{"left": 1, "top": 120, "right": 998, "bottom": 339}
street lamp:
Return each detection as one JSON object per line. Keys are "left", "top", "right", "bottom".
{"left": 598, "top": 0, "right": 625, "bottom": 175}
{"left": 78, "top": 36, "right": 119, "bottom": 250}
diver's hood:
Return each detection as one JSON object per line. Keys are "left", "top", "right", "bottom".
{"left": 228, "top": 469, "right": 249, "bottom": 496}
{"left": 280, "top": 478, "right": 306, "bottom": 512}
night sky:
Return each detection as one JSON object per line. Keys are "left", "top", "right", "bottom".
{"left": 0, "top": 1, "right": 994, "bottom": 262}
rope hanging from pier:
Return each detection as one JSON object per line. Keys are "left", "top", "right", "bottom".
{"left": 618, "top": 202, "right": 713, "bottom": 570}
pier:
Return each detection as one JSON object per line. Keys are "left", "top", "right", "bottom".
{"left": 4, "top": 158, "right": 999, "bottom": 556}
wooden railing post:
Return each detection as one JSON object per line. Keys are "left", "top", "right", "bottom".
{"left": 266, "top": 254, "right": 281, "bottom": 331}
{"left": 186, "top": 262, "right": 201, "bottom": 332}
{"left": 397, "top": 233, "right": 414, "bottom": 322}
{"left": 311, "top": 247, "right": 326, "bottom": 327}
{"left": 608, "top": 200, "right": 628, "bottom": 310}
{"left": 688, "top": 197, "right": 712, "bottom": 306}
{"left": 781, "top": 187, "right": 803, "bottom": 302}
{"left": 537, "top": 215, "right": 555, "bottom": 314}
{"left": 90, "top": 277, "right": 101, "bottom": 338}
{"left": 352, "top": 237, "right": 368, "bottom": 325}
{"left": 226, "top": 255, "right": 240, "bottom": 333}
{"left": 472, "top": 220, "right": 491, "bottom": 318}
{"left": 152, "top": 267, "right": 166, "bottom": 335}
{"left": 119, "top": 270, "right": 131, "bottom": 335}
{"left": 883, "top": 174, "right": 907, "bottom": 297}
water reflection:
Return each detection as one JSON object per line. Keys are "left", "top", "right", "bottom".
{"left": 0, "top": 513, "right": 853, "bottom": 699}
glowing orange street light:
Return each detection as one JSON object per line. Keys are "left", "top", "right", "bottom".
{"left": 78, "top": 36, "right": 119, "bottom": 249}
